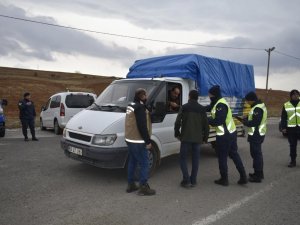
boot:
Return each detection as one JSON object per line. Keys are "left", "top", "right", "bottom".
{"left": 214, "top": 174, "right": 229, "bottom": 186}
{"left": 288, "top": 160, "right": 296, "bottom": 168}
{"left": 126, "top": 182, "right": 139, "bottom": 193}
{"left": 248, "top": 171, "right": 262, "bottom": 183}
{"left": 137, "top": 183, "right": 156, "bottom": 196}
{"left": 249, "top": 171, "right": 264, "bottom": 179}
{"left": 237, "top": 173, "right": 248, "bottom": 185}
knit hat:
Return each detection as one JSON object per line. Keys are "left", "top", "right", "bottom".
{"left": 23, "top": 92, "right": 30, "bottom": 98}
{"left": 245, "top": 91, "right": 258, "bottom": 101}
{"left": 208, "top": 85, "right": 221, "bottom": 97}
{"left": 290, "top": 89, "right": 300, "bottom": 97}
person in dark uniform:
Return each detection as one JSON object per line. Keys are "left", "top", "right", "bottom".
{"left": 207, "top": 85, "right": 247, "bottom": 186}
{"left": 174, "top": 90, "right": 209, "bottom": 188}
{"left": 280, "top": 89, "right": 300, "bottom": 168}
{"left": 236, "top": 92, "right": 267, "bottom": 182}
{"left": 18, "top": 92, "right": 38, "bottom": 141}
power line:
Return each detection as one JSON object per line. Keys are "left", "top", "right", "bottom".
{"left": 274, "top": 50, "right": 300, "bottom": 61}
{"left": 1, "top": 13, "right": 300, "bottom": 62}
{"left": 0, "top": 14, "right": 263, "bottom": 51}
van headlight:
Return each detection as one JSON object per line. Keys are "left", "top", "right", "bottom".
{"left": 92, "top": 134, "right": 117, "bottom": 146}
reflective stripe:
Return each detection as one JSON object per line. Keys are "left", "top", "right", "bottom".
{"left": 125, "top": 138, "right": 145, "bottom": 143}
{"left": 248, "top": 103, "right": 267, "bottom": 136}
{"left": 284, "top": 101, "right": 300, "bottom": 127}
{"left": 211, "top": 98, "right": 236, "bottom": 136}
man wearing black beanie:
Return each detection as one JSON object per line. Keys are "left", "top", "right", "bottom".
{"left": 207, "top": 85, "right": 247, "bottom": 186}
{"left": 280, "top": 89, "right": 300, "bottom": 167}
{"left": 237, "top": 91, "right": 267, "bottom": 182}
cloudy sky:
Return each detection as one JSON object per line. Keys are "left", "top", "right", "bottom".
{"left": 1, "top": 0, "right": 300, "bottom": 91}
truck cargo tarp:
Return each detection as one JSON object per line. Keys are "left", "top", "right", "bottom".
{"left": 127, "top": 54, "right": 255, "bottom": 98}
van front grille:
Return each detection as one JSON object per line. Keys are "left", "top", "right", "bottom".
{"left": 69, "top": 132, "right": 91, "bottom": 142}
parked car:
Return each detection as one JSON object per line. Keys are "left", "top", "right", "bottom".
{"left": 0, "top": 99, "right": 8, "bottom": 137}
{"left": 40, "top": 92, "right": 96, "bottom": 134}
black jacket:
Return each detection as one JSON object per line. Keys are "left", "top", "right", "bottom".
{"left": 18, "top": 99, "right": 36, "bottom": 120}
{"left": 174, "top": 99, "right": 209, "bottom": 143}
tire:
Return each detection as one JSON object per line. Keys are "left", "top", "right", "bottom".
{"left": 0, "top": 127, "right": 5, "bottom": 137}
{"left": 40, "top": 118, "right": 46, "bottom": 130}
{"left": 54, "top": 120, "right": 62, "bottom": 135}
{"left": 129, "top": 142, "right": 159, "bottom": 180}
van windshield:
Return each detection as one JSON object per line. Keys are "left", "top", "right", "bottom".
{"left": 91, "top": 80, "right": 161, "bottom": 111}
{"left": 65, "top": 94, "right": 95, "bottom": 108}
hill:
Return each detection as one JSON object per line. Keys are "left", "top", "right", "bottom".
{"left": 0, "top": 67, "right": 289, "bottom": 128}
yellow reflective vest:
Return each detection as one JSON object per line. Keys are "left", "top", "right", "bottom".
{"left": 248, "top": 103, "right": 267, "bottom": 136}
{"left": 211, "top": 98, "right": 236, "bottom": 136}
{"left": 284, "top": 101, "right": 300, "bottom": 127}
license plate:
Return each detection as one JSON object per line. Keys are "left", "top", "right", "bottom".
{"left": 68, "top": 146, "right": 82, "bottom": 156}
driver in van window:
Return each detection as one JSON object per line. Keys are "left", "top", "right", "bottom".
{"left": 168, "top": 86, "right": 181, "bottom": 112}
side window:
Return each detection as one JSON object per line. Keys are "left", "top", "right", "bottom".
{"left": 166, "top": 83, "right": 182, "bottom": 113}
{"left": 50, "top": 96, "right": 61, "bottom": 108}
{"left": 56, "top": 95, "right": 61, "bottom": 108}
{"left": 44, "top": 98, "right": 51, "bottom": 110}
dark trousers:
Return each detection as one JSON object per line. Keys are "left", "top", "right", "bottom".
{"left": 287, "top": 128, "right": 300, "bottom": 162}
{"left": 21, "top": 119, "right": 35, "bottom": 139}
{"left": 179, "top": 141, "right": 200, "bottom": 184}
{"left": 216, "top": 132, "right": 245, "bottom": 178}
{"left": 249, "top": 141, "right": 264, "bottom": 172}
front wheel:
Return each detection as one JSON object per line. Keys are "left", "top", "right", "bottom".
{"left": 40, "top": 118, "right": 46, "bottom": 130}
{"left": 127, "top": 142, "right": 159, "bottom": 180}
{"left": 0, "top": 127, "right": 5, "bottom": 137}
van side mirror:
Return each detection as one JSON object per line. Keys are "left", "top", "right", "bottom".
{"left": 1, "top": 99, "right": 8, "bottom": 106}
{"left": 151, "top": 102, "right": 166, "bottom": 123}
{"left": 41, "top": 106, "right": 46, "bottom": 111}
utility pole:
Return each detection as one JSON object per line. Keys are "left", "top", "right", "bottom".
{"left": 265, "top": 47, "right": 275, "bottom": 90}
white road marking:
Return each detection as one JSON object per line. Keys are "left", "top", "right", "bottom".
{"left": 192, "top": 183, "right": 274, "bottom": 225}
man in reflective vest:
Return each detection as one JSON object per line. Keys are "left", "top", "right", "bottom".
{"left": 208, "top": 85, "right": 247, "bottom": 186}
{"left": 280, "top": 89, "right": 300, "bottom": 168}
{"left": 237, "top": 92, "right": 267, "bottom": 183}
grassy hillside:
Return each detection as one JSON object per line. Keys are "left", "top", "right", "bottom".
{"left": 0, "top": 67, "right": 116, "bottom": 128}
{"left": 0, "top": 67, "right": 289, "bottom": 128}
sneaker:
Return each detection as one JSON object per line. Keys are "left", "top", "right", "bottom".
{"left": 137, "top": 183, "right": 156, "bottom": 196}
{"left": 126, "top": 182, "right": 139, "bottom": 193}
{"left": 180, "top": 180, "right": 190, "bottom": 188}
{"left": 214, "top": 178, "right": 229, "bottom": 186}
{"left": 190, "top": 182, "right": 197, "bottom": 188}
{"left": 32, "top": 137, "right": 39, "bottom": 141}
{"left": 288, "top": 161, "right": 296, "bottom": 168}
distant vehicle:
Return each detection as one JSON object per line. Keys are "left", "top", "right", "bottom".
{"left": 40, "top": 92, "right": 96, "bottom": 134}
{"left": 61, "top": 54, "right": 255, "bottom": 175}
{"left": 0, "top": 99, "right": 8, "bottom": 137}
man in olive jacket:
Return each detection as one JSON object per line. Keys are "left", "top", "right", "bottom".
{"left": 174, "top": 90, "right": 209, "bottom": 187}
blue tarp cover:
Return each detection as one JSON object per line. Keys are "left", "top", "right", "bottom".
{"left": 127, "top": 54, "right": 255, "bottom": 98}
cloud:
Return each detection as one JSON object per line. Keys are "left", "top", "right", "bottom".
{"left": 0, "top": 3, "right": 135, "bottom": 62}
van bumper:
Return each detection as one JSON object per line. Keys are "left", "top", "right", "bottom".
{"left": 61, "top": 138, "right": 128, "bottom": 168}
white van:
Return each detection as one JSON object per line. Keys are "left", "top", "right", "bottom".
{"left": 40, "top": 92, "right": 96, "bottom": 134}
{"left": 60, "top": 54, "right": 255, "bottom": 174}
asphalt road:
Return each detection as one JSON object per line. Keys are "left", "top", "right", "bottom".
{"left": 0, "top": 122, "right": 299, "bottom": 225}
